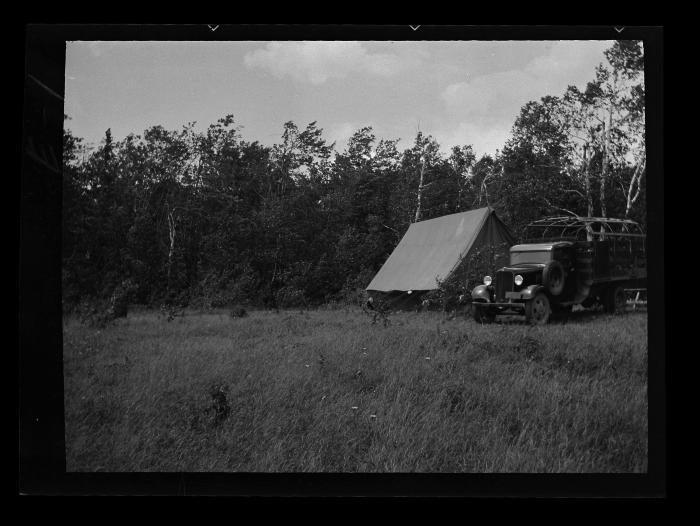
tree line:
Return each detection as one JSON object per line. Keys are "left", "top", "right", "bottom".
{"left": 62, "top": 40, "right": 645, "bottom": 310}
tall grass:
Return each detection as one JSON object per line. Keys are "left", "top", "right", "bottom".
{"left": 63, "top": 308, "right": 647, "bottom": 472}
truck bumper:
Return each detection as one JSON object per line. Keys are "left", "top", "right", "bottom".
{"left": 473, "top": 301, "right": 525, "bottom": 311}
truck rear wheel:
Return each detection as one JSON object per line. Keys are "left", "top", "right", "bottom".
{"left": 525, "top": 293, "right": 551, "bottom": 325}
{"left": 604, "top": 285, "right": 626, "bottom": 314}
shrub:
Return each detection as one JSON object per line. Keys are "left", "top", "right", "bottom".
{"left": 424, "top": 242, "right": 512, "bottom": 311}
{"left": 335, "top": 267, "right": 376, "bottom": 306}
{"left": 77, "top": 298, "right": 113, "bottom": 328}
{"left": 109, "top": 279, "right": 136, "bottom": 319}
{"left": 463, "top": 242, "right": 511, "bottom": 292}
{"left": 229, "top": 306, "right": 248, "bottom": 318}
{"left": 275, "top": 286, "right": 308, "bottom": 309}
{"left": 208, "top": 384, "right": 231, "bottom": 426}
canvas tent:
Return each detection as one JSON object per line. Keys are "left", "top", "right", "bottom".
{"left": 366, "top": 207, "right": 514, "bottom": 295}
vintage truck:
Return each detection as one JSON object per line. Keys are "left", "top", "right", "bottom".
{"left": 471, "top": 216, "right": 647, "bottom": 324}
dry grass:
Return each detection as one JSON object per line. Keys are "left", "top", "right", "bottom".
{"left": 63, "top": 307, "right": 647, "bottom": 472}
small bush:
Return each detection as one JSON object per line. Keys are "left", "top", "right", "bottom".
{"left": 77, "top": 298, "right": 114, "bottom": 328}
{"left": 275, "top": 286, "right": 308, "bottom": 309}
{"left": 209, "top": 384, "right": 231, "bottom": 426}
{"left": 229, "top": 306, "right": 248, "bottom": 318}
{"left": 160, "top": 303, "right": 185, "bottom": 322}
{"left": 335, "top": 268, "right": 376, "bottom": 306}
{"left": 109, "top": 279, "right": 136, "bottom": 319}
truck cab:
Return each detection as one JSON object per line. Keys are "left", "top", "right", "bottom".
{"left": 471, "top": 216, "right": 646, "bottom": 324}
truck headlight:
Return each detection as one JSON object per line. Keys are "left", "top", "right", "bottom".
{"left": 483, "top": 275, "right": 492, "bottom": 286}
{"left": 514, "top": 274, "right": 523, "bottom": 286}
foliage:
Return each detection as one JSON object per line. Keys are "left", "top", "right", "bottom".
{"left": 209, "top": 384, "right": 231, "bottom": 426}
{"left": 229, "top": 306, "right": 248, "bottom": 318}
{"left": 423, "top": 241, "right": 511, "bottom": 311}
{"left": 62, "top": 42, "right": 645, "bottom": 309}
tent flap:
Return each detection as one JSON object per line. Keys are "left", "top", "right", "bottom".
{"left": 366, "top": 207, "right": 514, "bottom": 292}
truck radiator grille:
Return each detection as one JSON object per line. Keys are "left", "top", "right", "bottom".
{"left": 495, "top": 271, "right": 514, "bottom": 301}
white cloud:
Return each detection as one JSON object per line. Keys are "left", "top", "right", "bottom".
{"left": 435, "top": 120, "right": 513, "bottom": 159}
{"left": 442, "top": 69, "right": 542, "bottom": 120}
{"left": 244, "top": 41, "right": 418, "bottom": 85}
{"left": 526, "top": 40, "right": 609, "bottom": 79}
{"left": 440, "top": 41, "right": 612, "bottom": 155}
{"left": 326, "top": 122, "right": 358, "bottom": 150}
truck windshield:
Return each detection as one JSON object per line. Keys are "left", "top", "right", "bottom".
{"left": 510, "top": 250, "right": 552, "bottom": 265}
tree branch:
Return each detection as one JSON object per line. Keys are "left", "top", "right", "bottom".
{"left": 542, "top": 197, "right": 579, "bottom": 217}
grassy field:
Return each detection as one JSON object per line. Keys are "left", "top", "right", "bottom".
{"left": 63, "top": 307, "right": 647, "bottom": 472}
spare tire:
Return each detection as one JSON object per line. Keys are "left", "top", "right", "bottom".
{"left": 542, "top": 260, "right": 566, "bottom": 296}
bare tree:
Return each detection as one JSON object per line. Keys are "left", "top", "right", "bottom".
{"left": 166, "top": 203, "right": 178, "bottom": 291}
{"left": 411, "top": 133, "right": 441, "bottom": 223}
{"left": 625, "top": 153, "right": 646, "bottom": 218}
{"left": 414, "top": 156, "right": 431, "bottom": 222}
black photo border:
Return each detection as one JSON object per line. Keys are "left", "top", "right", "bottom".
{"left": 19, "top": 24, "right": 665, "bottom": 497}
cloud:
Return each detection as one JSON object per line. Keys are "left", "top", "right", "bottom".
{"left": 435, "top": 120, "right": 513, "bottom": 158}
{"left": 525, "top": 40, "right": 610, "bottom": 80}
{"left": 244, "top": 42, "right": 418, "bottom": 85}
{"left": 442, "top": 70, "right": 542, "bottom": 120}
{"left": 440, "top": 40, "right": 612, "bottom": 155}
{"left": 326, "top": 122, "right": 360, "bottom": 150}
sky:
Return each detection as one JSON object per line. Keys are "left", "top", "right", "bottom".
{"left": 64, "top": 40, "right": 615, "bottom": 158}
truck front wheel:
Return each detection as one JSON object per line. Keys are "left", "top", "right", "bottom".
{"left": 525, "top": 293, "right": 551, "bottom": 325}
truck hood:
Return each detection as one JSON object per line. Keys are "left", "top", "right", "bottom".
{"left": 500, "top": 263, "right": 546, "bottom": 273}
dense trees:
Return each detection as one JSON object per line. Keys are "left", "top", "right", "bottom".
{"left": 62, "top": 41, "right": 646, "bottom": 310}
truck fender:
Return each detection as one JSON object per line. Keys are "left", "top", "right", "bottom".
{"left": 471, "top": 285, "right": 493, "bottom": 303}
{"left": 520, "top": 284, "right": 544, "bottom": 300}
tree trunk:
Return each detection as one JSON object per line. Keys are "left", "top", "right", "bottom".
{"left": 414, "top": 159, "right": 427, "bottom": 223}
{"left": 480, "top": 176, "right": 490, "bottom": 207}
{"left": 600, "top": 108, "right": 612, "bottom": 220}
{"left": 583, "top": 145, "right": 594, "bottom": 218}
{"left": 625, "top": 155, "right": 646, "bottom": 218}
{"left": 166, "top": 206, "right": 176, "bottom": 293}
{"left": 580, "top": 144, "right": 594, "bottom": 241}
